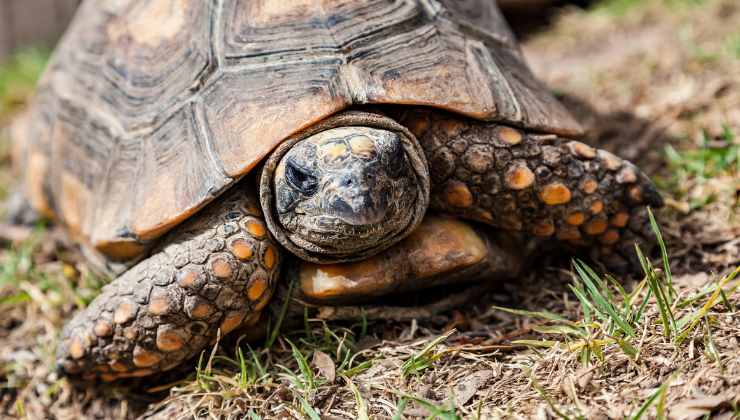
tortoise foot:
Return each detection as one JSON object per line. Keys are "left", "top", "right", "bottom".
{"left": 56, "top": 184, "right": 281, "bottom": 381}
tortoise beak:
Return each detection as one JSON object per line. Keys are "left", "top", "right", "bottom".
{"left": 327, "top": 173, "right": 389, "bottom": 225}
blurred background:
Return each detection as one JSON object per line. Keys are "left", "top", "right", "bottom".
{"left": 0, "top": 0, "right": 78, "bottom": 61}
{"left": 0, "top": 0, "right": 737, "bottom": 418}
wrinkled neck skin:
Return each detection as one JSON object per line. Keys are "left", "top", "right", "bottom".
{"left": 260, "top": 112, "right": 430, "bottom": 264}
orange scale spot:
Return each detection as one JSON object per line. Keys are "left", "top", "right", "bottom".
{"left": 68, "top": 336, "right": 86, "bottom": 360}
{"left": 444, "top": 180, "right": 474, "bottom": 208}
{"left": 439, "top": 119, "right": 466, "bottom": 137}
{"left": 128, "top": 369, "right": 154, "bottom": 378}
{"left": 113, "top": 300, "right": 137, "bottom": 324}
{"left": 580, "top": 179, "right": 599, "bottom": 194}
{"left": 567, "top": 141, "right": 596, "bottom": 159}
{"left": 505, "top": 164, "right": 535, "bottom": 190}
{"left": 263, "top": 246, "right": 277, "bottom": 270}
{"left": 148, "top": 294, "right": 171, "bottom": 315}
{"left": 589, "top": 200, "right": 604, "bottom": 215}
{"left": 532, "top": 221, "right": 555, "bottom": 237}
{"left": 177, "top": 270, "right": 199, "bottom": 288}
{"left": 566, "top": 212, "right": 586, "bottom": 226}
{"left": 540, "top": 183, "right": 572, "bottom": 205}
{"left": 617, "top": 167, "right": 638, "bottom": 184}
{"left": 245, "top": 220, "right": 266, "bottom": 238}
{"left": 584, "top": 219, "right": 608, "bottom": 236}
{"left": 498, "top": 126, "right": 523, "bottom": 145}
{"left": 598, "top": 150, "right": 622, "bottom": 171}
{"left": 211, "top": 258, "right": 233, "bottom": 279}
{"left": 230, "top": 239, "right": 254, "bottom": 261}
{"left": 110, "top": 360, "right": 129, "bottom": 373}
{"left": 190, "top": 302, "right": 214, "bottom": 319}
{"left": 557, "top": 227, "right": 582, "bottom": 241}
{"left": 156, "top": 330, "right": 185, "bottom": 352}
{"left": 476, "top": 210, "right": 494, "bottom": 223}
{"left": 94, "top": 320, "right": 113, "bottom": 337}
{"left": 610, "top": 212, "right": 630, "bottom": 228}
{"left": 132, "top": 347, "right": 162, "bottom": 368}
{"left": 599, "top": 230, "right": 620, "bottom": 245}
{"left": 220, "top": 311, "right": 247, "bottom": 335}
{"left": 247, "top": 276, "right": 269, "bottom": 301}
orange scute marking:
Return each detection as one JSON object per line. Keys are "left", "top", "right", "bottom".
{"left": 132, "top": 347, "right": 162, "bottom": 368}
{"left": 505, "top": 164, "right": 535, "bottom": 190}
{"left": 246, "top": 220, "right": 266, "bottom": 238}
{"left": 444, "top": 180, "right": 474, "bottom": 208}
{"left": 566, "top": 212, "right": 585, "bottom": 226}
{"left": 230, "top": 239, "right": 254, "bottom": 261}
{"left": 610, "top": 212, "right": 630, "bottom": 228}
{"left": 498, "top": 127, "right": 522, "bottom": 145}
{"left": 220, "top": 311, "right": 247, "bottom": 334}
{"left": 585, "top": 219, "right": 608, "bottom": 236}
{"left": 211, "top": 258, "right": 233, "bottom": 279}
{"left": 247, "top": 276, "right": 269, "bottom": 301}
{"left": 540, "top": 183, "right": 572, "bottom": 205}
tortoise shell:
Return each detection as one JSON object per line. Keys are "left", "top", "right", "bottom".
{"left": 13, "top": 0, "right": 581, "bottom": 260}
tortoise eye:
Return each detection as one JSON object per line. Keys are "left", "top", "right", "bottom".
{"left": 285, "top": 160, "right": 318, "bottom": 196}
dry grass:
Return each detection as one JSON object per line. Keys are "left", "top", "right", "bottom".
{"left": 0, "top": 0, "right": 739, "bottom": 418}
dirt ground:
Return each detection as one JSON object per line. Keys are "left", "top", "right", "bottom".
{"left": 0, "top": 1, "right": 738, "bottom": 419}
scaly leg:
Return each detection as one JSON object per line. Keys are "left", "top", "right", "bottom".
{"left": 398, "top": 110, "right": 663, "bottom": 272}
{"left": 56, "top": 184, "right": 281, "bottom": 381}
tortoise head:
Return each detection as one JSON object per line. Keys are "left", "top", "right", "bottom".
{"left": 261, "top": 112, "right": 429, "bottom": 263}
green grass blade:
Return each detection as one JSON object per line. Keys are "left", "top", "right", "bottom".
{"left": 647, "top": 207, "right": 676, "bottom": 300}
{"left": 345, "top": 376, "right": 370, "bottom": 420}
{"left": 491, "top": 305, "right": 572, "bottom": 323}
{"left": 266, "top": 279, "right": 296, "bottom": 348}
{"left": 391, "top": 398, "right": 407, "bottom": 420}
{"left": 568, "top": 283, "right": 593, "bottom": 326}
{"left": 630, "top": 374, "right": 674, "bottom": 420}
{"left": 402, "top": 330, "right": 455, "bottom": 377}
{"left": 677, "top": 266, "right": 739, "bottom": 343}
{"left": 512, "top": 339, "right": 557, "bottom": 348}
{"left": 299, "top": 398, "right": 322, "bottom": 420}
{"left": 574, "top": 260, "right": 635, "bottom": 337}
{"left": 286, "top": 339, "right": 315, "bottom": 391}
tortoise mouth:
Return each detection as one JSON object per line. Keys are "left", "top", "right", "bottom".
{"left": 260, "top": 111, "right": 430, "bottom": 264}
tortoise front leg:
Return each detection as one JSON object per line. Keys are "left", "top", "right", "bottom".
{"left": 57, "top": 185, "right": 281, "bottom": 381}
{"left": 294, "top": 215, "right": 525, "bottom": 305}
{"left": 399, "top": 110, "right": 663, "bottom": 272}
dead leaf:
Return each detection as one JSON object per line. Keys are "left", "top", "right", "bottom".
{"left": 0, "top": 223, "right": 32, "bottom": 243}
{"left": 312, "top": 350, "right": 336, "bottom": 383}
{"left": 670, "top": 395, "right": 731, "bottom": 420}
{"left": 454, "top": 370, "right": 494, "bottom": 406}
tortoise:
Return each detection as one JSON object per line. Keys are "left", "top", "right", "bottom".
{"left": 10, "top": 0, "right": 662, "bottom": 381}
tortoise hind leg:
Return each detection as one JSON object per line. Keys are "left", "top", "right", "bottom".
{"left": 57, "top": 184, "right": 281, "bottom": 381}
{"left": 399, "top": 110, "right": 663, "bottom": 273}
